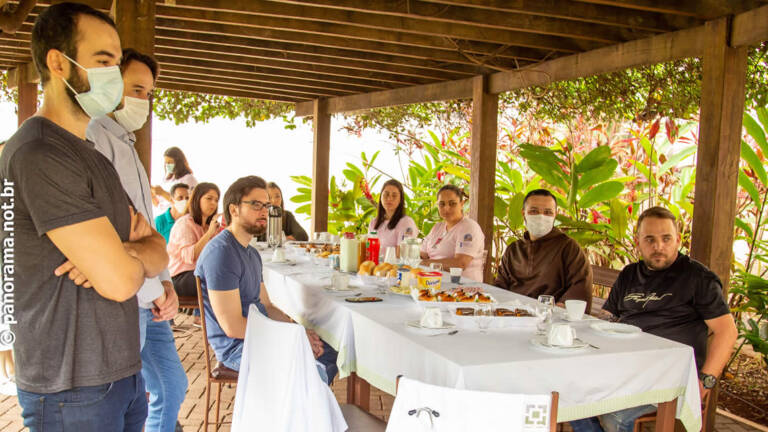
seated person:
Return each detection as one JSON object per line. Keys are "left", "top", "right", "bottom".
{"left": 255, "top": 181, "right": 308, "bottom": 242}
{"left": 369, "top": 179, "right": 419, "bottom": 250}
{"left": 420, "top": 184, "right": 485, "bottom": 282}
{"left": 570, "top": 207, "right": 737, "bottom": 432}
{"left": 494, "top": 189, "right": 592, "bottom": 308}
{"left": 195, "top": 176, "right": 338, "bottom": 384}
{"left": 155, "top": 183, "right": 190, "bottom": 243}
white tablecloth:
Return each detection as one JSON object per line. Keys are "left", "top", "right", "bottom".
{"left": 262, "top": 255, "right": 702, "bottom": 431}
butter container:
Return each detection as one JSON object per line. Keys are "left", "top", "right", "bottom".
{"left": 417, "top": 271, "right": 442, "bottom": 292}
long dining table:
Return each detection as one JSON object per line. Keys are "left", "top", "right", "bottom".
{"left": 260, "top": 252, "right": 702, "bottom": 432}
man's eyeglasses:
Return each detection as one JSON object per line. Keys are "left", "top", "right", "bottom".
{"left": 241, "top": 200, "right": 270, "bottom": 211}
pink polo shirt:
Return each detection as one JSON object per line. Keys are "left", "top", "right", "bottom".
{"left": 167, "top": 214, "right": 204, "bottom": 276}
{"left": 368, "top": 216, "right": 419, "bottom": 250}
{"left": 421, "top": 216, "right": 485, "bottom": 282}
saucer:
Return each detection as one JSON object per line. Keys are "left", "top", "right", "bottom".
{"left": 590, "top": 322, "right": 641, "bottom": 337}
{"left": 405, "top": 320, "right": 455, "bottom": 330}
{"left": 529, "top": 335, "right": 589, "bottom": 353}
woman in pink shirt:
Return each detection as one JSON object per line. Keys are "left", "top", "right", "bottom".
{"left": 167, "top": 182, "right": 220, "bottom": 302}
{"left": 420, "top": 184, "right": 485, "bottom": 282}
{"left": 368, "top": 179, "right": 418, "bottom": 250}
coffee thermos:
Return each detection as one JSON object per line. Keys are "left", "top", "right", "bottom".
{"left": 267, "top": 205, "right": 283, "bottom": 247}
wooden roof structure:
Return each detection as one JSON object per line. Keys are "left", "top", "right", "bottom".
{"left": 1, "top": 0, "right": 766, "bottom": 105}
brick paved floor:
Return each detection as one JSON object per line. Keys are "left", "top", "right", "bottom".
{"left": 0, "top": 313, "right": 763, "bottom": 431}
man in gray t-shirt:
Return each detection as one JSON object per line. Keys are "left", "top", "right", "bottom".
{"left": 0, "top": 4, "right": 168, "bottom": 431}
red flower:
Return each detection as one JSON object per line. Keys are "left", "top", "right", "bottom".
{"left": 628, "top": 204, "right": 633, "bottom": 215}
{"left": 649, "top": 118, "right": 660, "bottom": 140}
{"left": 590, "top": 209, "right": 601, "bottom": 224}
{"left": 436, "top": 171, "right": 445, "bottom": 182}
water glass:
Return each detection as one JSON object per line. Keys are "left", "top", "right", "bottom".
{"left": 475, "top": 303, "right": 493, "bottom": 333}
{"left": 383, "top": 247, "right": 398, "bottom": 264}
{"left": 429, "top": 263, "right": 443, "bottom": 272}
{"left": 536, "top": 295, "right": 555, "bottom": 334}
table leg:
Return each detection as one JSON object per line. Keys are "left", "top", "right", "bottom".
{"left": 346, "top": 372, "right": 357, "bottom": 404}
{"left": 354, "top": 374, "right": 371, "bottom": 411}
{"left": 655, "top": 398, "right": 677, "bottom": 432}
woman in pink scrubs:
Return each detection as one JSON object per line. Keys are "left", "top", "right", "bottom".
{"left": 368, "top": 179, "right": 419, "bottom": 250}
{"left": 420, "top": 184, "right": 485, "bottom": 282}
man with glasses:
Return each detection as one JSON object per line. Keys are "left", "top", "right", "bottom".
{"left": 195, "top": 176, "right": 338, "bottom": 383}
{"left": 494, "top": 189, "right": 592, "bottom": 307}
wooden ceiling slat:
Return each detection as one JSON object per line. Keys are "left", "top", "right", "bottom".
{"left": 419, "top": 0, "right": 699, "bottom": 32}
{"left": 156, "top": 49, "right": 398, "bottom": 90}
{"left": 158, "top": 72, "right": 327, "bottom": 99}
{"left": 155, "top": 37, "right": 472, "bottom": 82}
{"left": 159, "top": 67, "right": 339, "bottom": 98}
{"left": 155, "top": 55, "right": 379, "bottom": 94}
{"left": 156, "top": 80, "right": 303, "bottom": 103}
{"left": 154, "top": 44, "right": 445, "bottom": 86}
{"left": 156, "top": 28, "right": 491, "bottom": 76}
{"left": 168, "top": 0, "right": 618, "bottom": 52}
{"left": 155, "top": 18, "right": 546, "bottom": 70}
{"left": 732, "top": 4, "right": 768, "bottom": 47}
{"left": 574, "top": 0, "right": 763, "bottom": 18}
{"left": 269, "top": 0, "right": 647, "bottom": 43}
{"left": 156, "top": 6, "right": 570, "bottom": 57}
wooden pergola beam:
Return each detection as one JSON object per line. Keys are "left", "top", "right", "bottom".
{"left": 468, "top": 75, "right": 498, "bottom": 283}
{"left": 155, "top": 9, "right": 554, "bottom": 62}
{"left": 166, "top": 0, "right": 598, "bottom": 53}
{"left": 577, "top": 0, "right": 761, "bottom": 18}
{"left": 156, "top": 81, "right": 302, "bottom": 103}
{"left": 269, "top": 0, "right": 639, "bottom": 44}
{"left": 295, "top": 78, "right": 474, "bottom": 117}
{"left": 420, "top": 0, "right": 698, "bottom": 32}
{"left": 154, "top": 45, "right": 436, "bottom": 87}
{"left": 732, "top": 3, "right": 768, "bottom": 47}
{"left": 8, "top": 63, "right": 37, "bottom": 126}
{"left": 114, "top": 0, "right": 155, "bottom": 180}
{"left": 296, "top": 23, "right": 706, "bottom": 116}
{"left": 158, "top": 71, "right": 327, "bottom": 99}
{"left": 311, "top": 99, "right": 331, "bottom": 234}
{"left": 156, "top": 28, "right": 489, "bottom": 76}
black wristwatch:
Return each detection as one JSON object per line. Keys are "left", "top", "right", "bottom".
{"left": 699, "top": 373, "right": 717, "bottom": 389}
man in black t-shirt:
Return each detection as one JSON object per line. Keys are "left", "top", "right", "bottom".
{"left": 571, "top": 207, "right": 737, "bottom": 432}
{"left": 0, "top": 3, "right": 168, "bottom": 431}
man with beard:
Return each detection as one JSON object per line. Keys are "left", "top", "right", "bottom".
{"left": 570, "top": 207, "right": 737, "bottom": 432}
{"left": 195, "top": 176, "right": 338, "bottom": 384}
{"left": 494, "top": 189, "right": 592, "bottom": 307}
{"left": 0, "top": 3, "right": 168, "bottom": 430}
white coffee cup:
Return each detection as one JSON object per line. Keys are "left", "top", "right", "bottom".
{"left": 273, "top": 248, "right": 286, "bottom": 262}
{"left": 565, "top": 300, "right": 587, "bottom": 321}
{"left": 331, "top": 273, "right": 350, "bottom": 291}
{"left": 420, "top": 307, "right": 443, "bottom": 329}
{"left": 547, "top": 323, "right": 576, "bottom": 346}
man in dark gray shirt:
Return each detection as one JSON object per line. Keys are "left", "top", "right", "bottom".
{"left": 0, "top": 3, "right": 167, "bottom": 431}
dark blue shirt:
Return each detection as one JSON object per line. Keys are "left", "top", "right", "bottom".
{"left": 195, "top": 229, "right": 267, "bottom": 367}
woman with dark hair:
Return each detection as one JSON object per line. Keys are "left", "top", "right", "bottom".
{"left": 167, "top": 182, "right": 220, "bottom": 324}
{"left": 151, "top": 146, "right": 198, "bottom": 206}
{"left": 257, "top": 182, "right": 308, "bottom": 242}
{"left": 420, "top": 184, "right": 485, "bottom": 282}
{"left": 368, "top": 179, "right": 418, "bottom": 250}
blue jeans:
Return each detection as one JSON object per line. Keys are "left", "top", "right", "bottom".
{"left": 17, "top": 373, "right": 147, "bottom": 432}
{"left": 139, "top": 308, "right": 189, "bottom": 432}
{"left": 223, "top": 339, "right": 338, "bottom": 385}
{"left": 570, "top": 404, "right": 657, "bottom": 432}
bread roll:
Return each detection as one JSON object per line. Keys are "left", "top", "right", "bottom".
{"left": 373, "top": 262, "right": 394, "bottom": 277}
{"left": 386, "top": 267, "right": 398, "bottom": 278}
{"left": 358, "top": 260, "right": 376, "bottom": 275}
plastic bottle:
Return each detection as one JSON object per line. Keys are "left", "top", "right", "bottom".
{"left": 340, "top": 232, "right": 359, "bottom": 272}
{"left": 367, "top": 231, "right": 380, "bottom": 265}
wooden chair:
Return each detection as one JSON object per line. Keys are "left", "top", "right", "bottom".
{"left": 590, "top": 265, "right": 620, "bottom": 316}
{"left": 195, "top": 277, "right": 239, "bottom": 431}
{"left": 390, "top": 375, "right": 559, "bottom": 432}
{"left": 632, "top": 391, "right": 711, "bottom": 432}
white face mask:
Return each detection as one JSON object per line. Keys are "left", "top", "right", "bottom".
{"left": 173, "top": 199, "right": 188, "bottom": 213}
{"left": 525, "top": 214, "right": 555, "bottom": 239}
{"left": 114, "top": 96, "right": 150, "bottom": 132}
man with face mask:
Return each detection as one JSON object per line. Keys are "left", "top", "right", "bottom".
{"left": 86, "top": 49, "right": 188, "bottom": 432}
{"left": 0, "top": 3, "right": 169, "bottom": 430}
{"left": 195, "top": 176, "right": 338, "bottom": 384}
{"left": 494, "top": 189, "right": 592, "bottom": 307}
{"left": 156, "top": 183, "right": 190, "bottom": 243}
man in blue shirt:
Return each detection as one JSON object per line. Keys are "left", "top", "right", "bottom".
{"left": 155, "top": 183, "right": 190, "bottom": 243}
{"left": 195, "top": 176, "right": 337, "bottom": 383}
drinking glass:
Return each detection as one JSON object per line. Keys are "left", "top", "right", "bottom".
{"left": 383, "top": 247, "right": 398, "bottom": 264}
{"left": 475, "top": 303, "right": 493, "bottom": 333}
{"left": 429, "top": 263, "right": 443, "bottom": 272}
{"left": 536, "top": 295, "right": 555, "bottom": 335}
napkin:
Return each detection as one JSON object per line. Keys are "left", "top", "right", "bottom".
{"left": 420, "top": 308, "right": 443, "bottom": 328}
{"left": 547, "top": 323, "right": 575, "bottom": 346}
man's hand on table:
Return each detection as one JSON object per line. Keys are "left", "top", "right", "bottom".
{"left": 306, "top": 329, "right": 324, "bottom": 358}
{"left": 153, "top": 281, "right": 179, "bottom": 321}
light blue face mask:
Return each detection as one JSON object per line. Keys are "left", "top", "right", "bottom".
{"left": 61, "top": 53, "right": 124, "bottom": 119}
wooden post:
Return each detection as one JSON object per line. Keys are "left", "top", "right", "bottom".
{"left": 311, "top": 99, "right": 331, "bottom": 235}
{"left": 114, "top": 0, "right": 155, "bottom": 181}
{"left": 469, "top": 75, "right": 498, "bottom": 282}
{"left": 690, "top": 18, "right": 748, "bottom": 432}
{"left": 15, "top": 64, "right": 37, "bottom": 127}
